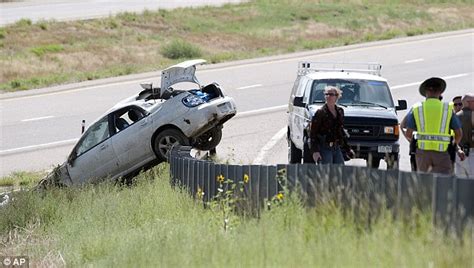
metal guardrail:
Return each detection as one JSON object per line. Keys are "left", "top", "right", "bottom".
{"left": 169, "top": 146, "right": 473, "bottom": 231}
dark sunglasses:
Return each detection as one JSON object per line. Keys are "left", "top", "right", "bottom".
{"left": 454, "top": 103, "right": 462, "bottom": 107}
{"left": 324, "top": 93, "right": 338, "bottom": 96}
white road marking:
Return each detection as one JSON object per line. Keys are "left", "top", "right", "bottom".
{"left": 236, "top": 84, "right": 262, "bottom": 90}
{"left": 443, "top": 73, "right": 469, "bottom": 80}
{"left": 0, "top": 138, "right": 78, "bottom": 156}
{"left": 391, "top": 73, "right": 469, "bottom": 89}
{"left": 404, "top": 58, "right": 424, "bottom": 64}
{"left": 252, "top": 127, "right": 286, "bottom": 165}
{"left": 236, "top": 105, "right": 287, "bottom": 118}
{"left": 21, "top": 115, "right": 54, "bottom": 122}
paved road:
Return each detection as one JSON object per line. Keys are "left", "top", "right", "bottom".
{"left": 0, "top": 29, "right": 473, "bottom": 176}
{"left": 0, "top": 0, "right": 246, "bottom": 26}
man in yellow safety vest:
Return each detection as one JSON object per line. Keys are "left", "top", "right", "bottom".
{"left": 405, "top": 77, "right": 464, "bottom": 175}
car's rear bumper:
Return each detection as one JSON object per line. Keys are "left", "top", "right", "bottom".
{"left": 177, "top": 96, "right": 237, "bottom": 137}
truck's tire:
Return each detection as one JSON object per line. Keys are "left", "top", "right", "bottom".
{"left": 368, "top": 157, "right": 380, "bottom": 168}
{"left": 386, "top": 154, "right": 399, "bottom": 169}
{"left": 288, "top": 139, "right": 302, "bottom": 164}
{"left": 303, "top": 140, "right": 315, "bottom": 163}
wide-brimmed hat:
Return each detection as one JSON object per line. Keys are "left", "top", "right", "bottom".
{"left": 419, "top": 77, "right": 446, "bottom": 97}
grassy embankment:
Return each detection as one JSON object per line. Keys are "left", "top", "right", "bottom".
{"left": 0, "top": 0, "right": 473, "bottom": 92}
{"left": 0, "top": 164, "right": 471, "bottom": 266}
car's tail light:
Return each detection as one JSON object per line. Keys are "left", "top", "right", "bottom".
{"left": 182, "top": 93, "right": 205, "bottom": 107}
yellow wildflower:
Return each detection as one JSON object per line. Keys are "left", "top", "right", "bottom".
{"left": 217, "top": 174, "right": 225, "bottom": 183}
{"left": 196, "top": 187, "right": 204, "bottom": 199}
{"left": 243, "top": 174, "right": 249, "bottom": 184}
{"left": 276, "top": 193, "right": 284, "bottom": 200}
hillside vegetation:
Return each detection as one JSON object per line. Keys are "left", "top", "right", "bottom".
{"left": 0, "top": 0, "right": 473, "bottom": 91}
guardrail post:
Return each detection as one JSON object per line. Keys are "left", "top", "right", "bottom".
{"left": 384, "top": 170, "right": 399, "bottom": 213}
{"left": 297, "top": 164, "right": 310, "bottom": 203}
{"left": 242, "top": 165, "right": 252, "bottom": 212}
{"left": 305, "top": 164, "right": 318, "bottom": 206}
{"left": 209, "top": 163, "right": 217, "bottom": 201}
{"left": 259, "top": 166, "right": 270, "bottom": 209}
{"left": 276, "top": 164, "right": 288, "bottom": 192}
{"left": 268, "top": 165, "right": 278, "bottom": 201}
{"left": 455, "top": 178, "right": 474, "bottom": 235}
{"left": 202, "top": 162, "right": 211, "bottom": 203}
{"left": 398, "top": 171, "right": 434, "bottom": 218}
{"left": 432, "top": 174, "right": 456, "bottom": 230}
{"left": 250, "top": 165, "right": 261, "bottom": 217}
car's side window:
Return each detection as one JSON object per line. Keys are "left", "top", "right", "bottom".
{"left": 76, "top": 117, "right": 110, "bottom": 156}
{"left": 113, "top": 107, "right": 146, "bottom": 133}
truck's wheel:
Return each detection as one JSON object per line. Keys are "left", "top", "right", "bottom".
{"left": 153, "top": 129, "right": 189, "bottom": 161}
{"left": 368, "top": 157, "right": 380, "bottom": 168}
{"left": 386, "top": 154, "right": 399, "bottom": 169}
{"left": 288, "top": 139, "right": 302, "bottom": 164}
{"left": 303, "top": 140, "right": 315, "bottom": 163}
{"left": 193, "top": 127, "right": 222, "bottom": 151}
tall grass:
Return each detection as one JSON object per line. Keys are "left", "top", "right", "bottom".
{"left": 0, "top": 164, "right": 471, "bottom": 267}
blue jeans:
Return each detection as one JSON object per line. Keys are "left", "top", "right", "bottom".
{"left": 319, "top": 144, "right": 345, "bottom": 165}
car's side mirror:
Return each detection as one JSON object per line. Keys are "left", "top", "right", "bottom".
{"left": 396, "top": 100, "right": 407, "bottom": 111}
{"left": 67, "top": 151, "right": 77, "bottom": 166}
{"left": 293, "top": 96, "right": 305, "bottom": 107}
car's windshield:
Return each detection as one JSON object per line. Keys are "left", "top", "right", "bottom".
{"left": 75, "top": 117, "right": 110, "bottom": 156}
{"left": 309, "top": 79, "right": 394, "bottom": 108}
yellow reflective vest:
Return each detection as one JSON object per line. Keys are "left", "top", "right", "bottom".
{"left": 413, "top": 98, "right": 453, "bottom": 152}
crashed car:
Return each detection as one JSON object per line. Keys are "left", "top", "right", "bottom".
{"left": 43, "top": 59, "right": 237, "bottom": 186}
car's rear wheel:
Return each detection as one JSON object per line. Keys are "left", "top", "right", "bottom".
{"left": 193, "top": 127, "right": 222, "bottom": 151}
{"left": 153, "top": 129, "right": 189, "bottom": 161}
{"left": 288, "top": 139, "right": 302, "bottom": 164}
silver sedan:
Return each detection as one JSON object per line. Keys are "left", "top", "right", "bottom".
{"left": 42, "top": 59, "right": 237, "bottom": 186}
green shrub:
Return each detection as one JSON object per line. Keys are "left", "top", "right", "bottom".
{"left": 161, "top": 39, "right": 202, "bottom": 59}
{"left": 14, "top": 18, "right": 32, "bottom": 27}
{"left": 0, "top": 28, "right": 5, "bottom": 39}
{"left": 37, "top": 21, "right": 48, "bottom": 30}
{"left": 30, "top": 44, "right": 64, "bottom": 57}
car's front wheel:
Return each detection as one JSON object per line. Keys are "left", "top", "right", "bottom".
{"left": 153, "top": 129, "right": 189, "bottom": 161}
{"left": 193, "top": 127, "right": 222, "bottom": 151}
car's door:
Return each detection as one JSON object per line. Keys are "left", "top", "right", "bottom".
{"left": 67, "top": 116, "right": 119, "bottom": 184}
{"left": 110, "top": 106, "right": 154, "bottom": 173}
